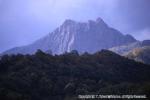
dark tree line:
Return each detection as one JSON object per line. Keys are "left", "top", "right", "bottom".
{"left": 0, "top": 49, "right": 150, "bottom": 100}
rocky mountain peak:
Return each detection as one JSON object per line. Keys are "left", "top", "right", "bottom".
{"left": 62, "top": 19, "right": 76, "bottom": 26}
{"left": 96, "top": 17, "right": 106, "bottom": 24}
{"left": 96, "top": 17, "right": 103, "bottom": 22}
{"left": 2, "top": 17, "right": 137, "bottom": 55}
{"left": 87, "top": 17, "right": 108, "bottom": 28}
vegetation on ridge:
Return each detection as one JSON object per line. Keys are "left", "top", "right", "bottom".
{"left": 0, "top": 49, "right": 150, "bottom": 100}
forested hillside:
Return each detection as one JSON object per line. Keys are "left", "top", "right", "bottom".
{"left": 0, "top": 50, "right": 150, "bottom": 100}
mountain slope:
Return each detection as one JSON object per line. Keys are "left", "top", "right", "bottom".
{"left": 110, "top": 40, "right": 150, "bottom": 55}
{"left": 2, "top": 18, "right": 136, "bottom": 55}
{"left": 126, "top": 46, "right": 150, "bottom": 64}
{"left": 0, "top": 50, "right": 150, "bottom": 100}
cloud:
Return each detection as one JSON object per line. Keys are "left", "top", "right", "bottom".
{"left": 116, "top": 0, "right": 150, "bottom": 32}
{"left": 132, "top": 28, "right": 150, "bottom": 41}
{"left": 0, "top": 0, "right": 150, "bottom": 52}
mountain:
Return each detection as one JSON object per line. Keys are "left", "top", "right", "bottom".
{"left": 110, "top": 40, "right": 150, "bottom": 55}
{"left": 0, "top": 50, "right": 150, "bottom": 100}
{"left": 2, "top": 17, "right": 136, "bottom": 55}
{"left": 125, "top": 46, "right": 150, "bottom": 64}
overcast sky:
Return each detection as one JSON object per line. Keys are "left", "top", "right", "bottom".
{"left": 0, "top": 0, "right": 150, "bottom": 53}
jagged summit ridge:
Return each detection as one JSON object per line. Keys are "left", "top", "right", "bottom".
{"left": 3, "top": 17, "right": 136, "bottom": 55}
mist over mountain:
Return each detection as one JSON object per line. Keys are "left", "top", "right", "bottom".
{"left": 110, "top": 40, "right": 150, "bottom": 55}
{"left": 125, "top": 46, "right": 150, "bottom": 65}
{"left": 2, "top": 18, "right": 136, "bottom": 55}
{"left": 109, "top": 40, "right": 150, "bottom": 65}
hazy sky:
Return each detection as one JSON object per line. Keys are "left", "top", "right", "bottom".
{"left": 0, "top": 0, "right": 150, "bottom": 52}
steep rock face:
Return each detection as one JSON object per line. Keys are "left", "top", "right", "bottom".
{"left": 3, "top": 18, "right": 136, "bottom": 55}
